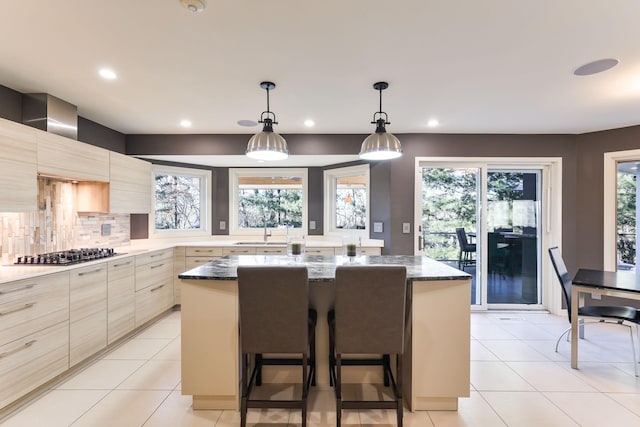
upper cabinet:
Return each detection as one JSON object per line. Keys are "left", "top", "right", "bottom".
{"left": 109, "top": 152, "right": 152, "bottom": 214}
{"left": 0, "top": 118, "right": 37, "bottom": 211}
{"left": 36, "top": 130, "right": 109, "bottom": 181}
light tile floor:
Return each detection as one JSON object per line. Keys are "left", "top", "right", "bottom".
{"left": 3, "top": 310, "right": 640, "bottom": 426}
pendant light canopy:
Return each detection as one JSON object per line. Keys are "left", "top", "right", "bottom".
{"left": 359, "top": 81, "right": 402, "bottom": 160}
{"left": 246, "top": 81, "right": 289, "bottom": 161}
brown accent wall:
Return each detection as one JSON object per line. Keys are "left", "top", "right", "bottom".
{"left": 0, "top": 84, "right": 22, "bottom": 122}
{"left": 78, "top": 117, "right": 126, "bottom": 153}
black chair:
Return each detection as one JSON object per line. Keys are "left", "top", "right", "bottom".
{"left": 328, "top": 265, "right": 407, "bottom": 427}
{"left": 237, "top": 266, "right": 317, "bottom": 427}
{"left": 455, "top": 228, "right": 476, "bottom": 270}
{"left": 548, "top": 247, "right": 640, "bottom": 376}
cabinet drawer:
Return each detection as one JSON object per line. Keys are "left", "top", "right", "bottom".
{"left": 135, "top": 279, "right": 174, "bottom": 327}
{"left": 136, "top": 249, "right": 174, "bottom": 267}
{"left": 70, "top": 265, "right": 107, "bottom": 322}
{"left": 0, "top": 272, "right": 69, "bottom": 346}
{"left": 360, "top": 247, "right": 381, "bottom": 255}
{"left": 222, "top": 247, "right": 256, "bottom": 256}
{"left": 304, "top": 247, "right": 335, "bottom": 255}
{"left": 108, "top": 258, "right": 135, "bottom": 280}
{"left": 135, "top": 260, "right": 173, "bottom": 291}
{"left": 185, "top": 247, "right": 223, "bottom": 257}
{"left": 0, "top": 321, "right": 69, "bottom": 409}
{"left": 255, "top": 247, "right": 286, "bottom": 255}
{"left": 185, "top": 257, "right": 220, "bottom": 269}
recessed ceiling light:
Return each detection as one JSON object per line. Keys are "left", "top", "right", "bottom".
{"left": 237, "top": 119, "right": 258, "bottom": 127}
{"left": 304, "top": 119, "right": 315, "bottom": 127}
{"left": 180, "top": 119, "right": 192, "bottom": 128}
{"left": 427, "top": 119, "right": 439, "bottom": 128}
{"left": 98, "top": 68, "right": 117, "bottom": 80}
{"left": 573, "top": 58, "right": 619, "bottom": 76}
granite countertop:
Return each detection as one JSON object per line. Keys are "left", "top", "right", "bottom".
{"left": 178, "top": 255, "right": 471, "bottom": 282}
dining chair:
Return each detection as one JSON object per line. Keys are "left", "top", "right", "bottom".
{"left": 237, "top": 265, "right": 317, "bottom": 427}
{"left": 328, "top": 265, "right": 407, "bottom": 427}
{"left": 455, "top": 227, "right": 476, "bottom": 270}
{"left": 548, "top": 247, "right": 640, "bottom": 376}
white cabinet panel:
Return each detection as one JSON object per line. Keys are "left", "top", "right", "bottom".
{"left": 0, "top": 118, "right": 37, "bottom": 211}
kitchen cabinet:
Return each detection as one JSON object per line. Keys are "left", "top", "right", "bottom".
{"left": 69, "top": 264, "right": 107, "bottom": 366}
{"left": 0, "top": 117, "right": 38, "bottom": 211}
{"left": 184, "top": 246, "right": 223, "bottom": 269}
{"left": 36, "top": 129, "right": 109, "bottom": 181}
{"left": 109, "top": 152, "right": 152, "bottom": 214}
{"left": 107, "top": 258, "right": 135, "bottom": 344}
{"left": 0, "top": 271, "right": 70, "bottom": 410}
{"left": 173, "top": 248, "right": 186, "bottom": 304}
{"left": 304, "top": 247, "right": 335, "bottom": 255}
{"left": 222, "top": 247, "right": 255, "bottom": 256}
{"left": 135, "top": 249, "right": 174, "bottom": 326}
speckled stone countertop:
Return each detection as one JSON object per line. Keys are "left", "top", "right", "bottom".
{"left": 178, "top": 255, "right": 470, "bottom": 282}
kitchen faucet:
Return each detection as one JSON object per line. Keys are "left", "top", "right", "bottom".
{"left": 263, "top": 211, "right": 272, "bottom": 242}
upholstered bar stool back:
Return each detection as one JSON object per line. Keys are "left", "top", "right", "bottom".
{"left": 330, "top": 265, "right": 407, "bottom": 427}
{"left": 237, "top": 265, "right": 316, "bottom": 427}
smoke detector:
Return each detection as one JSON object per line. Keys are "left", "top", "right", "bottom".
{"left": 180, "top": 0, "right": 206, "bottom": 13}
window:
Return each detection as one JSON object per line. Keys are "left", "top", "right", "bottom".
{"left": 324, "top": 164, "right": 369, "bottom": 236}
{"left": 229, "top": 168, "right": 308, "bottom": 235}
{"left": 152, "top": 165, "right": 211, "bottom": 235}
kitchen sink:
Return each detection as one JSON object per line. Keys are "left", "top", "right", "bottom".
{"left": 234, "top": 241, "right": 286, "bottom": 245}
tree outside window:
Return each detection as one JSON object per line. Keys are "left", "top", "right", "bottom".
{"left": 153, "top": 166, "right": 209, "bottom": 233}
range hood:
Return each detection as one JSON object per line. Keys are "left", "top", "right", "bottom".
{"left": 22, "top": 93, "right": 78, "bottom": 140}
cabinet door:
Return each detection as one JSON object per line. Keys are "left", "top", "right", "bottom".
{"left": 109, "top": 152, "right": 152, "bottom": 213}
{"left": 135, "top": 278, "right": 173, "bottom": 327}
{"left": 0, "top": 118, "right": 37, "bottom": 211}
{"left": 69, "top": 265, "right": 107, "bottom": 366}
{"left": 107, "top": 258, "right": 136, "bottom": 344}
{"left": 36, "top": 130, "right": 109, "bottom": 181}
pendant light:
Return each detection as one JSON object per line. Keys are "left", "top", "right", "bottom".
{"left": 246, "top": 81, "right": 289, "bottom": 161}
{"left": 359, "top": 81, "right": 402, "bottom": 160}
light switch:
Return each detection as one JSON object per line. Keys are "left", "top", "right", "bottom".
{"left": 309, "top": 220, "right": 316, "bottom": 230}
{"left": 219, "top": 221, "right": 226, "bottom": 230}
{"left": 402, "top": 223, "right": 411, "bottom": 234}
{"left": 373, "top": 222, "right": 383, "bottom": 233}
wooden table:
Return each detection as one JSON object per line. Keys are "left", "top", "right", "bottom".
{"left": 571, "top": 268, "right": 640, "bottom": 369}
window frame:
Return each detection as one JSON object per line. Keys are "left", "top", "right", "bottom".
{"left": 151, "top": 164, "right": 212, "bottom": 237}
{"left": 229, "top": 167, "right": 308, "bottom": 236}
{"left": 323, "top": 164, "right": 370, "bottom": 237}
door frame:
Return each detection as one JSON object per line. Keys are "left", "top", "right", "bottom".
{"left": 603, "top": 149, "right": 640, "bottom": 271}
{"left": 414, "top": 157, "right": 563, "bottom": 313}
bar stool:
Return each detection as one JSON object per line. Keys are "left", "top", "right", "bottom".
{"left": 328, "top": 265, "right": 407, "bottom": 427}
{"left": 237, "top": 266, "right": 317, "bottom": 427}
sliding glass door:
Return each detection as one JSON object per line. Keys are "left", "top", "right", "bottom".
{"left": 417, "top": 160, "right": 547, "bottom": 309}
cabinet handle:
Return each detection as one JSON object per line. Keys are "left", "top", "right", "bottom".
{"left": 113, "top": 261, "right": 132, "bottom": 268}
{"left": 78, "top": 268, "right": 103, "bottom": 276}
{"left": 150, "top": 263, "right": 165, "bottom": 269}
{"left": 261, "top": 250, "right": 281, "bottom": 253}
{"left": 194, "top": 249, "right": 213, "bottom": 253}
{"left": 150, "top": 284, "right": 165, "bottom": 292}
{"left": 0, "top": 339, "right": 37, "bottom": 359}
{"left": 150, "top": 252, "right": 168, "bottom": 258}
{"left": 0, "top": 302, "right": 35, "bottom": 317}
{"left": 0, "top": 283, "right": 35, "bottom": 295}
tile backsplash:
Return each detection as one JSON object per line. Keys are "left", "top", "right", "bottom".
{"left": 0, "top": 178, "right": 130, "bottom": 265}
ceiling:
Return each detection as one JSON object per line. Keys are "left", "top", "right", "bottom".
{"left": 2, "top": 0, "right": 640, "bottom": 140}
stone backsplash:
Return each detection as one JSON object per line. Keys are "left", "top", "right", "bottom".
{"left": 0, "top": 178, "right": 130, "bottom": 265}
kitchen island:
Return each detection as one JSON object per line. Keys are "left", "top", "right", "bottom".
{"left": 179, "top": 255, "right": 471, "bottom": 411}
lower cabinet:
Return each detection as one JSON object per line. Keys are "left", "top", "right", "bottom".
{"left": 135, "top": 249, "right": 175, "bottom": 327}
{"left": 70, "top": 264, "right": 107, "bottom": 367}
{"left": 107, "top": 258, "right": 136, "bottom": 344}
{"left": 0, "top": 271, "right": 70, "bottom": 410}
{"left": 0, "top": 321, "right": 69, "bottom": 410}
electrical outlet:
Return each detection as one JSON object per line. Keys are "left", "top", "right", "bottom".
{"left": 219, "top": 221, "right": 226, "bottom": 230}
{"left": 591, "top": 293, "right": 602, "bottom": 300}
{"left": 402, "top": 223, "right": 411, "bottom": 233}
{"left": 373, "top": 222, "right": 383, "bottom": 233}
{"left": 101, "top": 223, "right": 111, "bottom": 236}
{"left": 310, "top": 220, "right": 316, "bottom": 230}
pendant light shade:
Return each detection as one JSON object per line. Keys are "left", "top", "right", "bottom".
{"left": 359, "top": 81, "right": 402, "bottom": 160}
{"left": 246, "top": 81, "right": 289, "bottom": 161}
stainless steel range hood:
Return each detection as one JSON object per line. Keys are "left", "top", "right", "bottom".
{"left": 22, "top": 93, "right": 78, "bottom": 140}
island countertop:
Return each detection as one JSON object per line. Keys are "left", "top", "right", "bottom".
{"left": 178, "top": 254, "right": 470, "bottom": 282}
